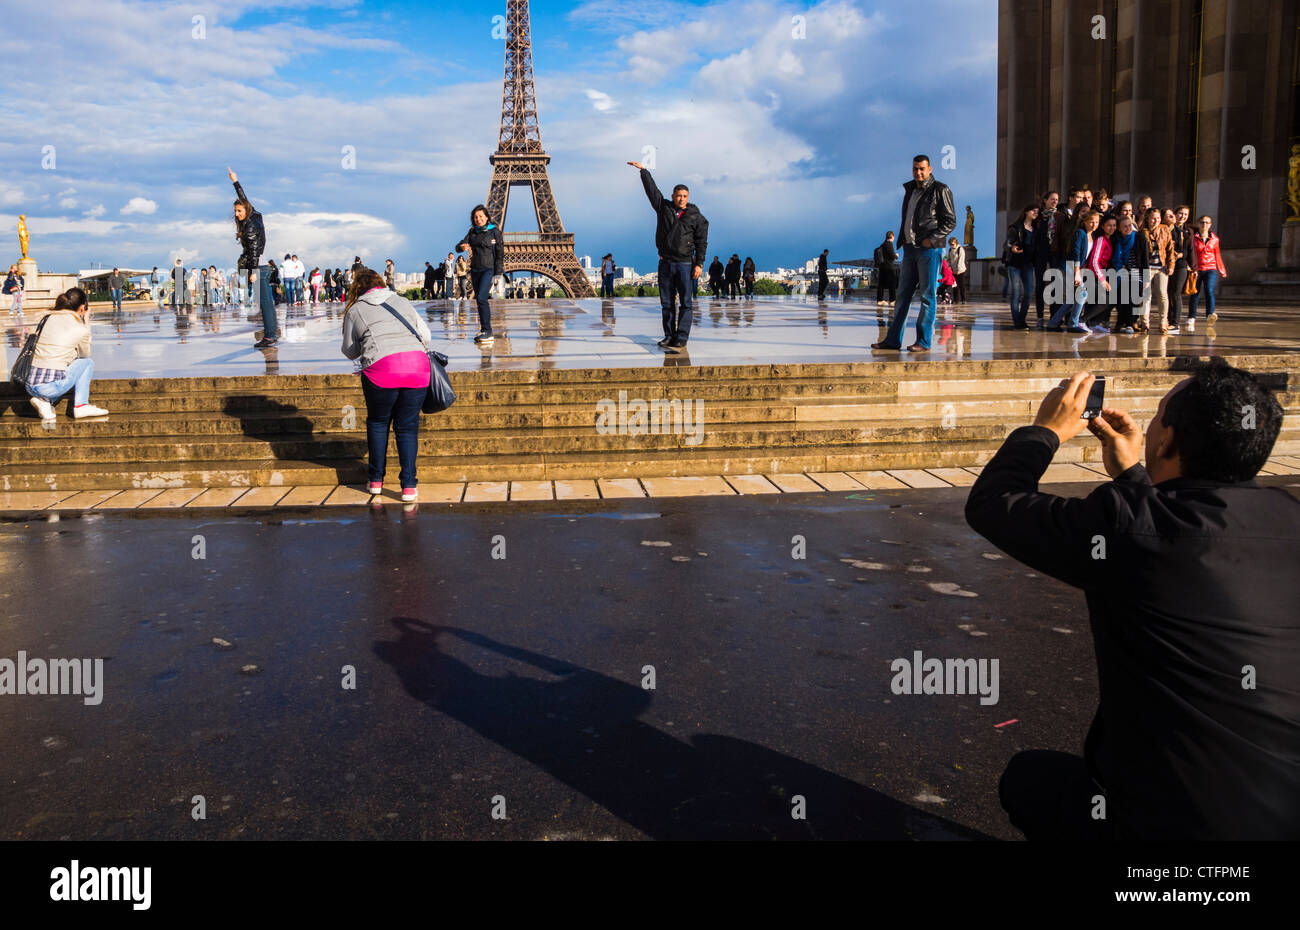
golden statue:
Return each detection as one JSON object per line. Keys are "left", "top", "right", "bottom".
{"left": 17, "top": 214, "right": 29, "bottom": 260}
{"left": 1286, "top": 143, "right": 1300, "bottom": 222}
{"left": 963, "top": 206, "right": 974, "bottom": 247}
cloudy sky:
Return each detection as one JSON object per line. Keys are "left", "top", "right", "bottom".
{"left": 1, "top": 0, "right": 997, "bottom": 278}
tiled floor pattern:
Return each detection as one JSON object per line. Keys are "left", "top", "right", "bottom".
{"left": 4, "top": 458, "right": 1298, "bottom": 511}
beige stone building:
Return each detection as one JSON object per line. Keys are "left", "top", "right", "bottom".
{"left": 996, "top": 0, "right": 1299, "bottom": 285}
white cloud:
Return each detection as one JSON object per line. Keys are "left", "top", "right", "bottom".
{"left": 59, "top": 197, "right": 78, "bottom": 209}
{"left": 84, "top": 204, "right": 105, "bottom": 218}
{"left": 121, "top": 197, "right": 157, "bottom": 215}
{"left": 585, "top": 89, "right": 615, "bottom": 111}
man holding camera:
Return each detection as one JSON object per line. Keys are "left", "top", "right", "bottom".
{"left": 965, "top": 362, "right": 1299, "bottom": 840}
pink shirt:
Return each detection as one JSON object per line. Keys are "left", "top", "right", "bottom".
{"left": 363, "top": 350, "right": 430, "bottom": 389}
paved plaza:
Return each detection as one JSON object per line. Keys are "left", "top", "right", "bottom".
{"left": 4, "top": 296, "right": 1297, "bottom": 380}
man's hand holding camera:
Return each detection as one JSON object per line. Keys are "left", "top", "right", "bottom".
{"left": 1033, "top": 371, "right": 1142, "bottom": 477}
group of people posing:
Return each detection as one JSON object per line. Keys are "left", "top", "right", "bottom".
{"left": 1003, "top": 188, "right": 1228, "bottom": 335}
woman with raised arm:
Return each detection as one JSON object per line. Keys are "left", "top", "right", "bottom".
{"left": 228, "top": 167, "right": 278, "bottom": 347}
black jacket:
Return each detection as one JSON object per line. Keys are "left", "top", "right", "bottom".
{"left": 873, "top": 239, "right": 897, "bottom": 265}
{"left": 966, "top": 426, "right": 1300, "bottom": 840}
{"left": 233, "top": 181, "right": 266, "bottom": 270}
{"left": 1004, "top": 222, "right": 1037, "bottom": 268}
{"left": 725, "top": 258, "right": 741, "bottom": 282}
{"left": 424, "top": 266, "right": 437, "bottom": 289}
{"left": 1035, "top": 207, "right": 1071, "bottom": 262}
{"left": 458, "top": 223, "right": 505, "bottom": 275}
{"left": 817, "top": 253, "right": 828, "bottom": 276}
{"left": 1171, "top": 224, "right": 1193, "bottom": 268}
{"left": 897, "top": 175, "right": 956, "bottom": 248}
{"left": 640, "top": 169, "right": 708, "bottom": 266}
{"left": 708, "top": 260, "right": 724, "bottom": 282}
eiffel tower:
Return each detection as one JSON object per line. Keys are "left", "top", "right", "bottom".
{"left": 485, "top": 0, "right": 594, "bottom": 298}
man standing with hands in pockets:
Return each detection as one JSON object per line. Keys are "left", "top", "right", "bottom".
{"left": 872, "top": 155, "right": 955, "bottom": 353}
{"left": 627, "top": 160, "right": 708, "bottom": 353}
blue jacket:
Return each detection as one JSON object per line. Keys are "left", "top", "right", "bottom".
{"left": 1071, "top": 228, "right": 1091, "bottom": 265}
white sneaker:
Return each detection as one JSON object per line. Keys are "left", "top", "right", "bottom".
{"left": 1185, "top": 318, "right": 1195, "bottom": 332}
{"left": 72, "top": 404, "right": 109, "bottom": 419}
{"left": 30, "top": 396, "right": 56, "bottom": 421}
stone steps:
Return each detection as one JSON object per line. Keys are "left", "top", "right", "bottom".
{"left": 0, "top": 355, "right": 1291, "bottom": 490}
{"left": 0, "top": 386, "right": 1256, "bottom": 440}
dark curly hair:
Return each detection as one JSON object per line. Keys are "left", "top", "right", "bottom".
{"left": 1162, "top": 359, "right": 1284, "bottom": 482}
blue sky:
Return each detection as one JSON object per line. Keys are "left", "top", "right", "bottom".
{"left": 1, "top": 0, "right": 997, "bottom": 278}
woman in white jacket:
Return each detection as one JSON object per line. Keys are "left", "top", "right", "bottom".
{"left": 24, "top": 288, "right": 109, "bottom": 421}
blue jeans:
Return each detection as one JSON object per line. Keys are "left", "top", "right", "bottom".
{"left": 361, "top": 375, "right": 425, "bottom": 488}
{"left": 251, "top": 265, "right": 278, "bottom": 338}
{"left": 1046, "top": 264, "right": 1084, "bottom": 328}
{"left": 1008, "top": 265, "right": 1034, "bottom": 327}
{"left": 1188, "top": 269, "right": 1219, "bottom": 318}
{"left": 880, "top": 245, "right": 943, "bottom": 348}
{"left": 658, "top": 260, "right": 694, "bottom": 342}
{"left": 111, "top": 288, "right": 122, "bottom": 310}
{"left": 471, "top": 270, "right": 494, "bottom": 332}
{"left": 28, "top": 357, "right": 94, "bottom": 407}
{"left": 602, "top": 273, "right": 615, "bottom": 297}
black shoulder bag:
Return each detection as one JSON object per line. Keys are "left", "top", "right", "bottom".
{"left": 378, "top": 300, "right": 456, "bottom": 413}
{"left": 9, "top": 315, "right": 52, "bottom": 387}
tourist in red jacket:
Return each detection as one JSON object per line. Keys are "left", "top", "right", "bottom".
{"left": 1188, "top": 215, "right": 1228, "bottom": 327}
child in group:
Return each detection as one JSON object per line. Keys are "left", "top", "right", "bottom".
{"left": 937, "top": 258, "right": 957, "bottom": 305}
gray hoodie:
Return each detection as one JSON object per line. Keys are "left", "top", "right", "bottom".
{"left": 341, "top": 288, "right": 433, "bottom": 371}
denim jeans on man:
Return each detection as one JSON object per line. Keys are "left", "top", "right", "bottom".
{"left": 111, "top": 287, "right": 123, "bottom": 311}
{"left": 602, "top": 273, "right": 615, "bottom": 298}
{"left": 879, "top": 244, "right": 943, "bottom": 349}
{"left": 657, "top": 259, "right": 694, "bottom": 343}
{"left": 361, "top": 376, "right": 424, "bottom": 488}
{"left": 253, "top": 265, "right": 278, "bottom": 339}
{"left": 27, "top": 357, "right": 94, "bottom": 407}
{"left": 1007, "top": 264, "right": 1035, "bottom": 328}
{"left": 1188, "top": 269, "right": 1219, "bottom": 319}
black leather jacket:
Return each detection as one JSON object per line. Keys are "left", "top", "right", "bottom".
{"left": 233, "top": 181, "right": 266, "bottom": 270}
{"left": 897, "top": 176, "right": 956, "bottom": 248}
{"left": 640, "top": 169, "right": 708, "bottom": 266}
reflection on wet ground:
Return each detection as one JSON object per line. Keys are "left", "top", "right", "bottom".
{"left": 2, "top": 295, "right": 1297, "bottom": 380}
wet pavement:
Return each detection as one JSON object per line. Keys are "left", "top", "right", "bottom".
{"left": 3, "top": 296, "right": 1297, "bottom": 379}
{"left": 7, "top": 480, "right": 1261, "bottom": 841}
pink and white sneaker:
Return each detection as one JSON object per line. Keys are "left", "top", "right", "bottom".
{"left": 367, "top": 481, "right": 383, "bottom": 495}
{"left": 401, "top": 488, "right": 417, "bottom": 502}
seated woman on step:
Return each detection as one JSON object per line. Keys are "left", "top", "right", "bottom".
{"left": 25, "top": 287, "right": 110, "bottom": 422}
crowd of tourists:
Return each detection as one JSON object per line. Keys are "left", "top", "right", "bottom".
{"left": 1003, "top": 188, "right": 1227, "bottom": 336}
